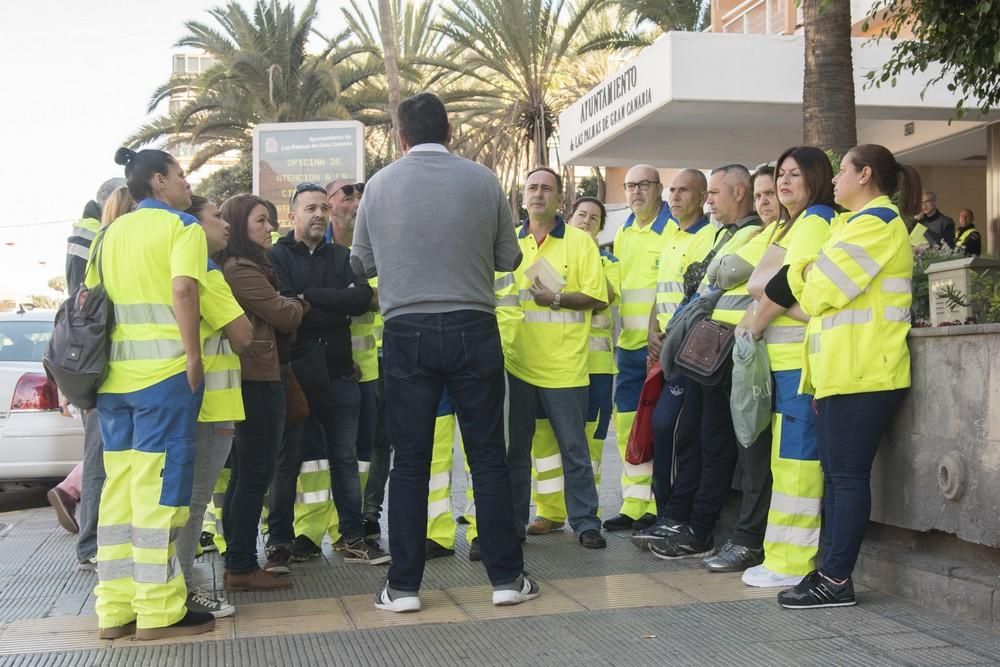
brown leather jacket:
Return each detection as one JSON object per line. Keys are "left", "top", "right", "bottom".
{"left": 222, "top": 256, "right": 306, "bottom": 382}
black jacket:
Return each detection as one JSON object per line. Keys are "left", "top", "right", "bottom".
{"left": 268, "top": 231, "right": 373, "bottom": 378}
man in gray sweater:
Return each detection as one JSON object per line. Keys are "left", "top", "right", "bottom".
{"left": 352, "top": 92, "right": 537, "bottom": 612}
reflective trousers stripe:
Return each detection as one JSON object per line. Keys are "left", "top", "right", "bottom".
{"left": 98, "top": 524, "right": 178, "bottom": 549}
{"left": 821, "top": 308, "right": 873, "bottom": 330}
{"left": 534, "top": 476, "right": 564, "bottom": 495}
{"left": 769, "top": 491, "right": 822, "bottom": 517}
{"left": 111, "top": 339, "right": 185, "bottom": 361}
{"left": 622, "top": 484, "right": 652, "bottom": 501}
{"left": 428, "top": 471, "right": 450, "bottom": 492}
{"left": 428, "top": 497, "right": 451, "bottom": 519}
{"left": 358, "top": 460, "right": 370, "bottom": 474}
{"left": 655, "top": 282, "right": 682, "bottom": 294}
{"left": 622, "top": 461, "right": 652, "bottom": 478}
{"left": 204, "top": 369, "right": 240, "bottom": 392}
{"left": 353, "top": 312, "right": 374, "bottom": 324}
{"left": 296, "top": 489, "right": 331, "bottom": 504}
{"left": 764, "top": 523, "right": 821, "bottom": 548}
{"left": 523, "top": 310, "right": 585, "bottom": 323}
{"left": 98, "top": 557, "right": 133, "bottom": 581}
{"left": 67, "top": 242, "right": 91, "bottom": 260}
{"left": 300, "top": 459, "right": 329, "bottom": 474}
{"left": 99, "top": 555, "right": 182, "bottom": 584}
{"left": 533, "top": 452, "right": 562, "bottom": 473}
{"left": 114, "top": 303, "right": 176, "bottom": 326}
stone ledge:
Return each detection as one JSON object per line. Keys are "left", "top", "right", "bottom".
{"left": 909, "top": 323, "right": 1000, "bottom": 337}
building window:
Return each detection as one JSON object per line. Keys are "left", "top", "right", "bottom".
{"left": 173, "top": 55, "right": 186, "bottom": 74}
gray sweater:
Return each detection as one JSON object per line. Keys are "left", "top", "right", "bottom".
{"left": 351, "top": 147, "right": 522, "bottom": 320}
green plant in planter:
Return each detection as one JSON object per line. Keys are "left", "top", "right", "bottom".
{"left": 937, "top": 265, "right": 1000, "bottom": 325}
{"left": 911, "top": 245, "right": 966, "bottom": 325}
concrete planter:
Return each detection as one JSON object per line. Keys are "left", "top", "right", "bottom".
{"left": 872, "top": 324, "right": 1000, "bottom": 548}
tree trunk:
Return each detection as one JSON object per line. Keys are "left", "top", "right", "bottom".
{"left": 802, "top": 0, "right": 857, "bottom": 157}
{"left": 377, "top": 0, "right": 403, "bottom": 158}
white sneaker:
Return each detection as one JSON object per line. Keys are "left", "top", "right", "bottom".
{"left": 374, "top": 584, "right": 421, "bottom": 613}
{"left": 742, "top": 564, "right": 805, "bottom": 588}
{"left": 187, "top": 586, "right": 236, "bottom": 618}
{"left": 492, "top": 574, "right": 540, "bottom": 606}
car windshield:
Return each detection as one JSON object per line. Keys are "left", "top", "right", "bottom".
{"left": 0, "top": 320, "right": 53, "bottom": 362}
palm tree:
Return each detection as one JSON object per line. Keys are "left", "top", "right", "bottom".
{"left": 578, "top": 0, "right": 707, "bottom": 53}
{"left": 127, "top": 0, "right": 364, "bottom": 170}
{"left": 430, "top": 0, "right": 606, "bottom": 179}
{"left": 802, "top": 0, "right": 857, "bottom": 156}
{"left": 377, "top": 0, "right": 403, "bottom": 156}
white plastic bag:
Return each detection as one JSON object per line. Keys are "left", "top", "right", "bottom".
{"left": 730, "top": 331, "right": 772, "bottom": 447}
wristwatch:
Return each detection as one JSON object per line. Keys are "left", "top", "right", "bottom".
{"left": 550, "top": 292, "right": 562, "bottom": 310}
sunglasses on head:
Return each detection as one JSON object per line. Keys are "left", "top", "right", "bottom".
{"left": 289, "top": 182, "right": 327, "bottom": 207}
{"left": 335, "top": 182, "right": 365, "bottom": 198}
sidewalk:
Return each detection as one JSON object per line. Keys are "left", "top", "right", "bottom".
{"left": 1, "top": 440, "right": 998, "bottom": 666}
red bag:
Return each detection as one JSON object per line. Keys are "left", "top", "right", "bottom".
{"left": 626, "top": 366, "right": 664, "bottom": 464}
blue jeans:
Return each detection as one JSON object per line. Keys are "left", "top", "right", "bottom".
{"left": 507, "top": 374, "right": 602, "bottom": 537}
{"left": 224, "top": 381, "right": 285, "bottom": 573}
{"left": 383, "top": 310, "right": 523, "bottom": 593}
{"left": 816, "top": 389, "right": 905, "bottom": 580}
{"left": 267, "top": 412, "right": 316, "bottom": 548}
{"left": 317, "top": 378, "right": 363, "bottom": 540}
{"left": 651, "top": 373, "right": 686, "bottom": 515}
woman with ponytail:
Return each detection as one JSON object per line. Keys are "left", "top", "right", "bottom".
{"left": 89, "top": 147, "right": 216, "bottom": 639}
{"left": 774, "top": 144, "right": 920, "bottom": 610}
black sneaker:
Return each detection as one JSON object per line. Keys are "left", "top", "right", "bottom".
{"left": 579, "top": 529, "right": 607, "bottom": 549}
{"left": 290, "top": 534, "right": 322, "bottom": 562}
{"left": 199, "top": 531, "right": 217, "bottom": 553}
{"left": 343, "top": 538, "right": 391, "bottom": 565}
{"left": 186, "top": 586, "right": 235, "bottom": 618}
{"left": 702, "top": 540, "right": 764, "bottom": 573}
{"left": 264, "top": 545, "right": 292, "bottom": 574}
{"left": 425, "top": 539, "right": 455, "bottom": 559}
{"left": 602, "top": 513, "right": 635, "bottom": 531}
{"left": 363, "top": 518, "right": 382, "bottom": 540}
{"left": 778, "top": 571, "right": 856, "bottom": 609}
{"left": 631, "top": 517, "right": 685, "bottom": 550}
{"left": 135, "top": 610, "right": 215, "bottom": 640}
{"left": 632, "top": 513, "right": 657, "bottom": 530}
{"left": 648, "top": 526, "right": 715, "bottom": 560}
{"left": 468, "top": 538, "right": 481, "bottom": 562}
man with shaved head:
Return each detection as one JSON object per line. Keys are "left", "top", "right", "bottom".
{"left": 605, "top": 165, "right": 672, "bottom": 534}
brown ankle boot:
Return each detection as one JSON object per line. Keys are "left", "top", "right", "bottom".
{"left": 224, "top": 568, "right": 293, "bottom": 592}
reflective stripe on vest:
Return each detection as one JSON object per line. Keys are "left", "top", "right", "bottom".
{"left": 815, "top": 253, "right": 862, "bottom": 301}
{"left": 656, "top": 281, "right": 683, "bottom": 293}
{"left": 497, "top": 294, "right": 519, "bottom": 307}
{"left": 204, "top": 335, "right": 232, "bottom": 357}
{"left": 622, "top": 313, "right": 652, "bottom": 330}
{"left": 821, "top": 308, "right": 873, "bottom": 330}
{"left": 716, "top": 294, "right": 754, "bottom": 311}
{"left": 808, "top": 333, "right": 821, "bottom": 354}
{"left": 764, "top": 326, "right": 806, "bottom": 345}
{"left": 589, "top": 337, "right": 612, "bottom": 352}
{"left": 494, "top": 274, "right": 515, "bottom": 291}
{"left": 114, "top": 303, "right": 176, "bottom": 326}
{"left": 204, "top": 369, "right": 240, "bottom": 392}
{"left": 623, "top": 287, "right": 656, "bottom": 301}
{"left": 73, "top": 225, "right": 98, "bottom": 241}
{"left": 834, "top": 241, "right": 881, "bottom": 279}
{"left": 882, "top": 278, "right": 912, "bottom": 293}
{"left": 884, "top": 306, "right": 910, "bottom": 323}
{"left": 654, "top": 302, "right": 677, "bottom": 316}
{"left": 592, "top": 314, "right": 612, "bottom": 329}
{"left": 523, "top": 310, "right": 585, "bottom": 324}
{"left": 111, "top": 339, "right": 185, "bottom": 361}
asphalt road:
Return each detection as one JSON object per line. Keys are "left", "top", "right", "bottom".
{"left": 0, "top": 483, "right": 50, "bottom": 513}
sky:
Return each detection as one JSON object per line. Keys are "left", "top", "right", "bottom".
{"left": 0, "top": 0, "right": 348, "bottom": 302}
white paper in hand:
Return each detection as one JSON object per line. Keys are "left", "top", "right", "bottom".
{"left": 524, "top": 256, "right": 566, "bottom": 293}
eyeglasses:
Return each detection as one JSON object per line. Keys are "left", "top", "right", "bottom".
{"left": 289, "top": 182, "right": 327, "bottom": 207}
{"left": 334, "top": 182, "right": 365, "bottom": 198}
{"left": 624, "top": 180, "right": 659, "bottom": 192}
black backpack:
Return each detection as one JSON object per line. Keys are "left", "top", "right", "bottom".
{"left": 43, "top": 230, "right": 114, "bottom": 409}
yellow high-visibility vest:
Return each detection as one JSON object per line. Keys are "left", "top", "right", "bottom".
{"left": 613, "top": 204, "right": 674, "bottom": 350}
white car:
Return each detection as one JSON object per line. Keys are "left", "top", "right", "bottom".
{"left": 0, "top": 309, "right": 83, "bottom": 482}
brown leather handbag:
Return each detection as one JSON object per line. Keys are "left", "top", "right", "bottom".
{"left": 283, "top": 365, "right": 310, "bottom": 427}
{"left": 674, "top": 318, "right": 736, "bottom": 386}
